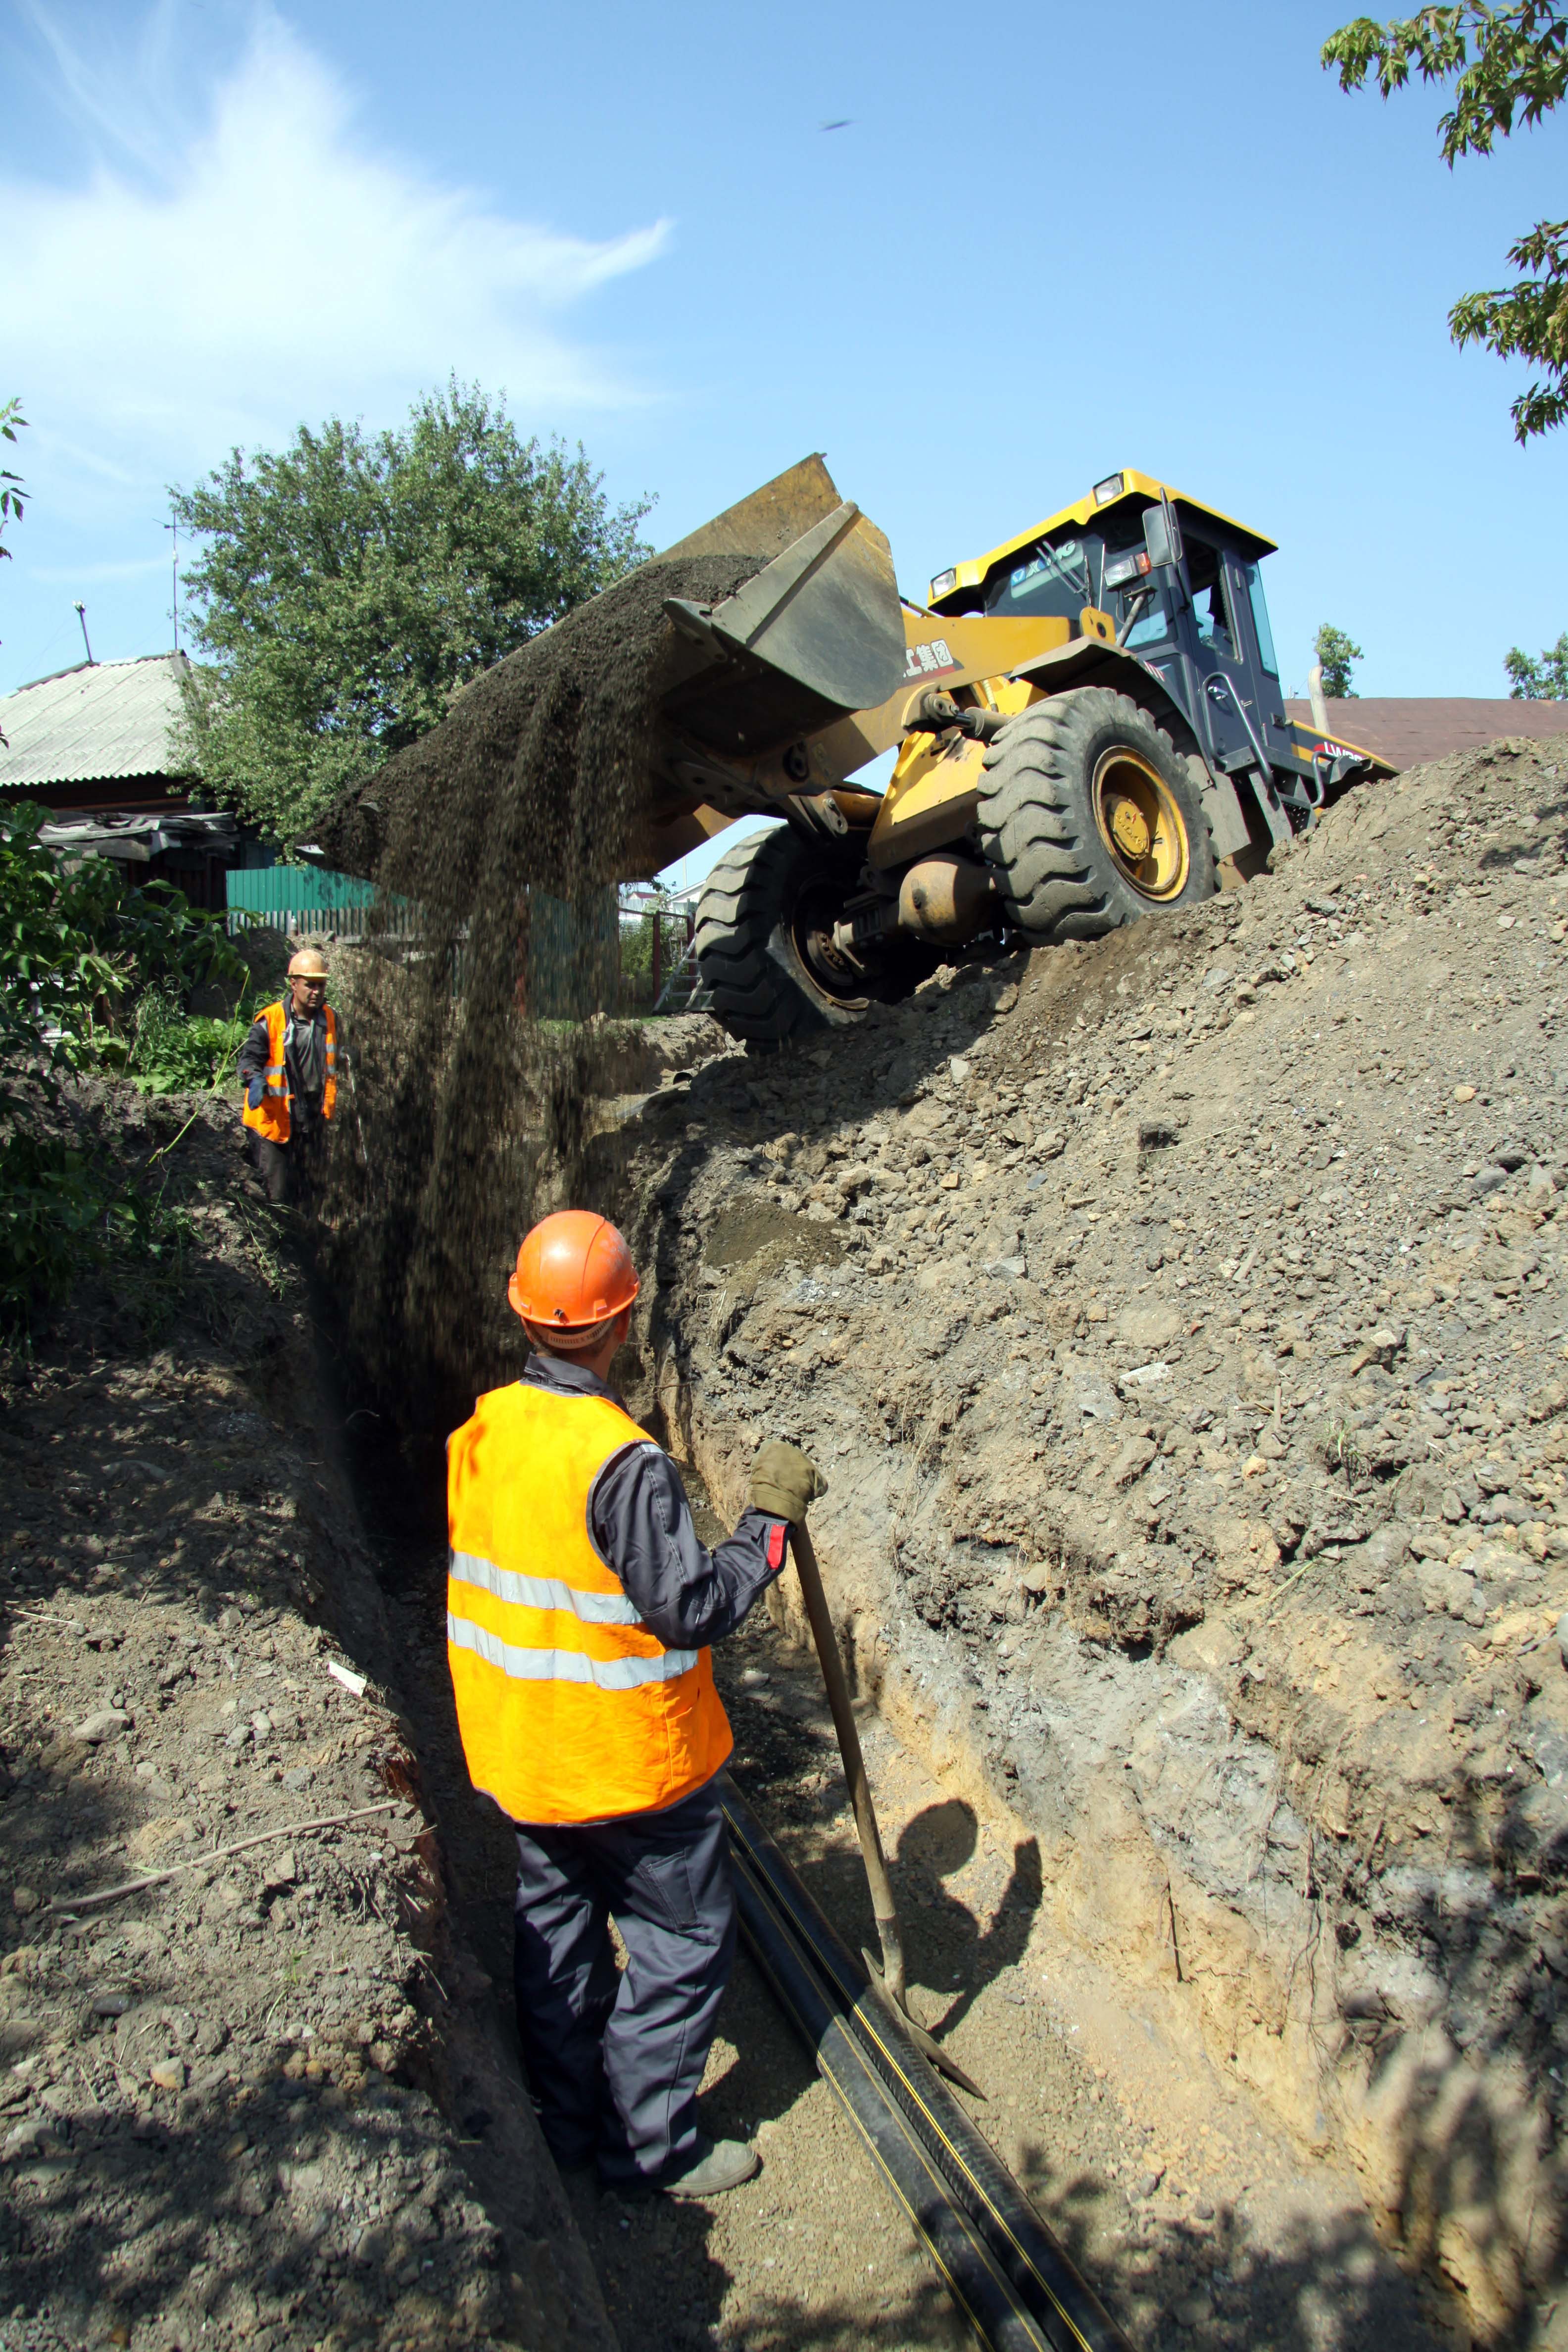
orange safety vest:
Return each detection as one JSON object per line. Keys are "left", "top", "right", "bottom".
{"left": 242, "top": 1001, "right": 337, "bottom": 1145}
{"left": 446, "top": 1382, "right": 732, "bottom": 1825}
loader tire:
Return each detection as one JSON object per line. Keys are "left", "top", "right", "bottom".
{"left": 977, "top": 688, "right": 1217, "bottom": 945}
{"left": 695, "top": 824, "right": 902, "bottom": 1048}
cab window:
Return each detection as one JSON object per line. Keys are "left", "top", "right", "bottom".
{"left": 1116, "top": 584, "right": 1173, "bottom": 652}
{"left": 986, "top": 538, "right": 1091, "bottom": 624}
{"left": 1186, "top": 539, "right": 1237, "bottom": 661}
{"left": 1241, "top": 560, "right": 1279, "bottom": 676}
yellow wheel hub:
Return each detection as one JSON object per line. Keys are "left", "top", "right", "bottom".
{"left": 1093, "top": 749, "right": 1190, "bottom": 901}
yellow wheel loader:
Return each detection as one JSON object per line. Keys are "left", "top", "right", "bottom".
{"left": 327, "top": 454, "right": 1391, "bottom": 1045}
{"left": 673, "top": 460, "right": 1391, "bottom": 1045}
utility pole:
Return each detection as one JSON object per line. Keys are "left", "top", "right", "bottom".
{"left": 73, "top": 603, "right": 95, "bottom": 664}
{"left": 163, "top": 513, "right": 180, "bottom": 653}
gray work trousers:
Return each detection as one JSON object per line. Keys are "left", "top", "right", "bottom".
{"left": 511, "top": 1777, "right": 735, "bottom": 2186}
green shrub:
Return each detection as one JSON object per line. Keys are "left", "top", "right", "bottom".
{"left": 0, "top": 1132, "right": 110, "bottom": 1329}
{"left": 127, "top": 993, "right": 251, "bottom": 1096}
{"left": 0, "top": 799, "right": 244, "bottom": 1095}
{"left": 0, "top": 801, "right": 244, "bottom": 1336}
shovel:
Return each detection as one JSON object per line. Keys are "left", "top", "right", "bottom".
{"left": 786, "top": 1515, "right": 984, "bottom": 2100}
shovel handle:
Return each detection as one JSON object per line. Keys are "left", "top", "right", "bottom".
{"left": 787, "top": 1516, "right": 907, "bottom": 2009}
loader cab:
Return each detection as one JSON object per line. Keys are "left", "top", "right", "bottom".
{"left": 948, "top": 471, "right": 1290, "bottom": 790}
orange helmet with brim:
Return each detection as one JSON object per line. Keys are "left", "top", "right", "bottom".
{"left": 507, "top": 1211, "right": 639, "bottom": 1333}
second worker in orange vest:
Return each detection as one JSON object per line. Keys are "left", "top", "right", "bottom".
{"left": 446, "top": 1210, "right": 823, "bottom": 2201}
{"left": 237, "top": 944, "right": 340, "bottom": 1206}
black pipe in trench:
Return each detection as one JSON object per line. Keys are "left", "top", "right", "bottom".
{"left": 720, "top": 1777, "right": 1132, "bottom": 2352}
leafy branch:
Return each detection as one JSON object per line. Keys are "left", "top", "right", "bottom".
{"left": 1506, "top": 629, "right": 1568, "bottom": 694}
{"left": 1323, "top": 7, "right": 1568, "bottom": 439}
{"left": 0, "top": 395, "right": 26, "bottom": 555}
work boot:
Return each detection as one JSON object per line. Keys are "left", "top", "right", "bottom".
{"left": 658, "top": 2136, "right": 760, "bottom": 2198}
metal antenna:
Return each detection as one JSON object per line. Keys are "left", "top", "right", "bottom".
{"left": 73, "top": 602, "right": 95, "bottom": 664}
{"left": 163, "top": 513, "right": 179, "bottom": 653}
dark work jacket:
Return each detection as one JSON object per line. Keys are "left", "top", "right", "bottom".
{"left": 521, "top": 1350, "right": 787, "bottom": 1651}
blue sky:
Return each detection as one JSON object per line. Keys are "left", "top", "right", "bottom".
{"left": 4, "top": 0, "right": 1566, "bottom": 874}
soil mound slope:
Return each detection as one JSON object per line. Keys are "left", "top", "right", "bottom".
{"left": 623, "top": 732, "right": 1568, "bottom": 2337}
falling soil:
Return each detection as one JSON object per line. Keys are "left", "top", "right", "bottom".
{"left": 312, "top": 550, "right": 764, "bottom": 1426}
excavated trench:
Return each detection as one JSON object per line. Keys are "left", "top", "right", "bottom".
{"left": 537, "top": 734, "right": 1568, "bottom": 2352}
{"left": 287, "top": 733, "right": 1568, "bottom": 2350}
{"left": 324, "top": 1304, "right": 1448, "bottom": 2352}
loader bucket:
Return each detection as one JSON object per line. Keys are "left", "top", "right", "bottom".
{"left": 319, "top": 455, "right": 906, "bottom": 894}
{"left": 658, "top": 491, "right": 907, "bottom": 758}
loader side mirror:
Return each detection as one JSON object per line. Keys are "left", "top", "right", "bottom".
{"left": 1143, "top": 500, "right": 1183, "bottom": 571}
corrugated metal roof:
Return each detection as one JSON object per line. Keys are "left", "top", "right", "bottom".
{"left": 0, "top": 653, "right": 196, "bottom": 787}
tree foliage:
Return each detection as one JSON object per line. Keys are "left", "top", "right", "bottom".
{"left": 0, "top": 801, "right": 242, "bottom": 1104}
{"left": 1506, "top": 629, "right": 1568, "bottom": 693}
{"left": 172, "top": 379, "right": 653, "bottom": 844}
{"left": 0, "top": 396, "right": 26, "bottom": 559}
{"left": 1314, "top": 622, "right": 1365, "bottom": 698}
{"left": 1323, "top": 6, "right": 1568, "bottom": 439}
{"left": 1, "top": 397, "right": 27, "bottom": 685}
{"left": 0, "top": 805, "right": 243, "bottom": 1336}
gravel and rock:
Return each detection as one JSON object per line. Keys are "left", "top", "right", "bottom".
{"left": 0, "top": 1096, "right": 613, "bottom": 2352}
{"left": 618, "top": 733, "right": 1568, "bottom": 2343}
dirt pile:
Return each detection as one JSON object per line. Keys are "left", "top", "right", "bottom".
{"left": 0, "top": 1094, "right": 613, "bottom": 2352}
{"left": 619, "top": 733, "right": 1568, "bottom": 2339}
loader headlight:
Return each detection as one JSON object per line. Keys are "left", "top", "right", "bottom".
{"left": 929, "top": 569, "right": 956, "bottom": 602}
{"left": 1092, "top": 473, "right": 1125, "bottom": 506}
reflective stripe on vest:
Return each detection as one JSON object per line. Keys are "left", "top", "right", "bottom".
{"left": 448, "top": 1548, "right": 645, "bottom": 1623}
{"left": 242, "top": 1001, "right": 337, "bottom": 1144}
{"left": 447, "top": 1611, "right": 698, "bottom": 1689}
{"left": 445, "top": 1381, "right": 732, "bottom": 1825}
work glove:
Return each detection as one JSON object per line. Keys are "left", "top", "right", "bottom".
{"left": 748, "top": 1440, "right": 827, "bottom": 1524}
{"left": 246, "top": 1076, "right": 265, "bottom": 1110}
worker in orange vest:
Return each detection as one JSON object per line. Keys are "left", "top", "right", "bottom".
{"left": 237, "top": 945, "right": 340, "bottom": 1204}
{"left": 447, "top": 1210, "right": 823, "bottom": 2199}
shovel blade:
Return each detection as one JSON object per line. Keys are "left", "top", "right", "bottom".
{"left": 862, "top": 1947, "right": 986, "bottom": 2100}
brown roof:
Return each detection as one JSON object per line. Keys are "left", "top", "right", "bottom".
{"left": 1283, "top": 697, "right": 1568, "bottom": 773}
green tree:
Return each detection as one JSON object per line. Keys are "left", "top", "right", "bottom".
{"left": 1314, "top": 622, "right": 1364, "bottom": 697}
{"left": 172, "top": 378, "right": 653, "bottom": 844}
{"left": 0, "top": 396, "right": 26, "bottom": 561}
{"left": 1506, "top": 630, "right": 1568, "bottom": 693}
{"left": 1, "top": 397, "right": 27, "bottom": 684}
{"left": 1323, "top": 7, "right": 1568, "bottom": 441}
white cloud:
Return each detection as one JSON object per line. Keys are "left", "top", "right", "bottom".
{"left": 2, "top": 5, "right": 671, "bottom": 522}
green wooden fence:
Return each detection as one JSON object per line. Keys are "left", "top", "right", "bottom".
{"left": 225, "top": 865, "right": 397, "bottom": 939}
{"left": 226, "top": 866, "right": 620, "bottom": 1017}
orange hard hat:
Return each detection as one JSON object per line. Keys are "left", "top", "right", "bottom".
{"left": 507, "top": 1211, "right": 639, "bottom": 1331}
